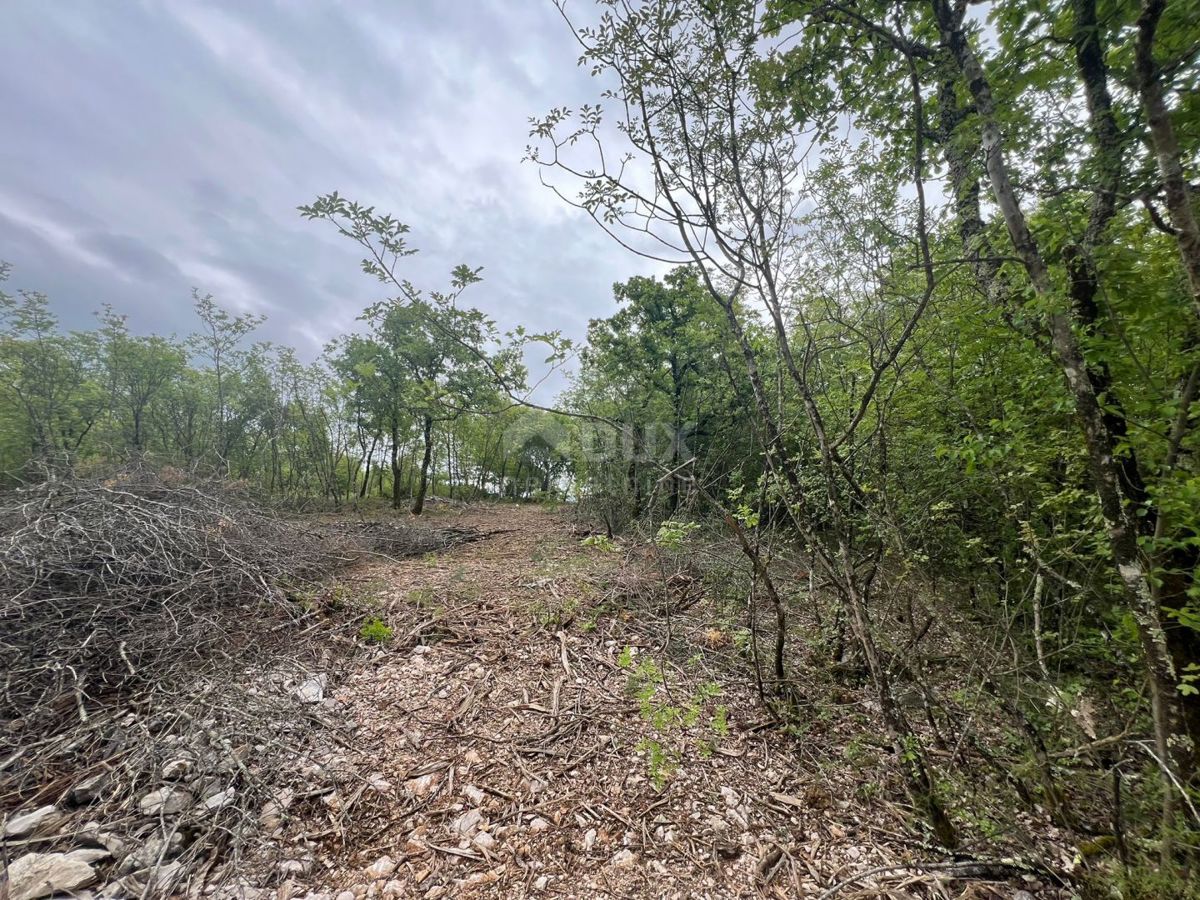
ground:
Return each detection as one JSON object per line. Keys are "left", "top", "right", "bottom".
{"left": 234, "top": 504, "right": 1064, "bottom": 900}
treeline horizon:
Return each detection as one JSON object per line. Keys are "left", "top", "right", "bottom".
{"left": 0, "top": 256, "right": 580, "bottom": 510}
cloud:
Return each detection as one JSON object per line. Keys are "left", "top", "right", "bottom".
{"left": 0, "top": 0, "right": 663, "bottom": 397}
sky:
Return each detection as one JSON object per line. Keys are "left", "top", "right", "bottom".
{"left": 0, "top": 0, "right": 662, "bottom": 398}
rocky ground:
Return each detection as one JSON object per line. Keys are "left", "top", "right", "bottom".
{"left": 2, "top": 504, "right": 1074, "bottom": 899}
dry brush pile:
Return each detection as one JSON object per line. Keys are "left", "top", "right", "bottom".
{"left": 0, "top": 471, "right": 365, "bottom": 896}
{"left": 0, "top": 472, "right": 342, "bottom": 724}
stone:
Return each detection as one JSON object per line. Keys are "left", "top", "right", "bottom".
{"left": 472, "top": 831, "right": 496, "bottom": 851}
{"left": 528, "top": 816, "right": 550, "bottom": 833}
{"left": 452, "top": 809, "right": 483, "bottom": 837}
{"left": 719, "top": 786, "right": 739, "bottom": 807}
{"left": 382, "top": 881, "right": 405, "bottom": 898}
{"left": 138, "top": 787, "right": 191, "bottom": 816}
{"left": 533, "top": 876, "right": 549, "bottom": 890}
{"left": 364, "top": 855, "right": 396, "bottom": 879}
{"left": 295, "top": 674, "right": 328, "bottom": 704}
{"left": 120, "top": 832, "right": 183, "bottom": 873}
{"left": 162, "top": 757, "right": 193, "bottom": 780}
{"left": 70, "top": 774, "right": 108, "bottom": 805}
{"left": 202, "top": 788, "right": 236, "bottom": 811}
{"left": 610, "top": 848, "right": 637, "bottom": 868}
{"left": 405, "top": 773, "right": 440, "bottom": 797}
{"left": 4, "top": 850, "right": 100, "bottom": 900}
{"left": 3, "top": 805, "right": 63, "bottom": 839}
{"left": 462, "top": 785, "right": 486, "bottom": 805}
{"left": 582, "top": 828, "right": 598, "bottom": 851}
{"left": 335, "top": 892, "right": 356, "bottom": 900}
{"left": 280, "top": 857, "right": 313, "bottom": 877}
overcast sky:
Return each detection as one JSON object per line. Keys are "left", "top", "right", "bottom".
{"left": 0, "top": 1, "right": 661, "bottom": 397}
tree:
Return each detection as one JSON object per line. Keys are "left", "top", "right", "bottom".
{"left": 0, "top": 265, "right": 104, "bottom": 472}
{"left": 533, "top": 0, "right": 957, "bottom": 845}
{"left": 97, "top": 306, "right": 185, "bottom": 452}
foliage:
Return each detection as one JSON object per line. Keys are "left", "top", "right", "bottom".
{"left": 358, "top": 617, "right": 395, "bottom": 643}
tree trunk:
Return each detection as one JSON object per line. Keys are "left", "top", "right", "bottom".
{"left": 390, "top": 423, "right": 402, "bottom": 510}
{"left": 412, "top": 415, "right": 434, "bottom": 515}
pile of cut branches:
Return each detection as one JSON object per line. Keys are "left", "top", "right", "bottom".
{"left": 0, "top": 470, "right": 346, "bottom": 729}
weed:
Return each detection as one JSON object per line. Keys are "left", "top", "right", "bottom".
{"left": 654, "top": 519, "right": 700, "bottom": 549}
{"left": 532, "top": 595, "right": 580, "bottom": 628}
{"left": 581, "top": 534, "right": 618, "bottom": 552}
{"left": 408, "top": 586, "right": 436, "bottom": 607}
{"left": 622, "top": 653, "right": 729, "bottom": 788}
{"left": 636, "top": 737, "right": 678, "bottom": 789}
{"left": 359, "top": 617, "right": 394, "bottom": 643}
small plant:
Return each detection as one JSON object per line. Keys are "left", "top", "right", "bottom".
{"left": 407, "top": 586, "right": 436, "bottom": 607}
{"left": 636, "top": 737, "right": 678, "bottom": 789}
{"left": 711, "top": 704, "right": 729, "bottom": 737}
{"left": 623, "top": 653, "right": 728, "bottom": 787}
{"left": 654, "top": 519, "right": 700, "bottom": 549}
{"left": 359, "top": 617, "right": 394, "bottom": 643}
{"left": 732, "top": 627, "right": 753, "bottom": 657}
{"left": 532, "top": 595, "right": 580, "bottom": 628}
{"left": 581, "top": 534, "right": 618, "bottom": 552}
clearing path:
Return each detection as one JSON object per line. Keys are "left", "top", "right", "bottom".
{"left": 255, "top": 504, "right": 1051, "bottom": 900}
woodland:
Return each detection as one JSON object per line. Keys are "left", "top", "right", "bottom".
{"left": 2, "top": 0, "right": 1200, "bottom": 897}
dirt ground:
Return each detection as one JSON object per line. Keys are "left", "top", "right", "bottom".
{"left": 238, "top": 504, "right": 1065, "bottom": 900}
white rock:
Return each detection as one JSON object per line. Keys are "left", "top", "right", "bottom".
{"left": 4, "top": 850, "right": 100, "bottom": 900}
{"left": 472, "top": 831, "right": 497, "bottom": 851}
{"left": 533, "top": 876, "right": 549, "bottom": 891}
{"left": 528, "top": 816, "right": 550, "bottom": 833}
{"left": 138, "top": 787, "right": 191, "bottom": 816}
{"left": 3, "top": 805, "right": 63, "bottom": 839}
{"left": 610, "top": 848, "right": 637, "bottom": 868}
{"left": 294, "top": 674, "right": 328, "bottom": 703}
{"left": 364, "top": 855, "right": 396, "bottom": 879}
{"left": 382, "top": 881, "right": 406, "bottom": 898}
{"left": 335, "top": 892, "right": 356, "bottom": 900}
{"left": 162, "top": 757, "right": 193, "bottom": 779}
{"left": 452, "top": 809, "right": 483, "bottom": 837}
{"left": 404, "top": 773, "right": 439, "bottom": 797}
{"left": 719, "top": 786, "right": 739, "bottom": 807}
{"left": 202, "top": 788, "right": 236, "bottom": 811}
{"left": 462, "top": 785, "right": 486, "bottom": 805}
{"left": 280, "top": 857, "right": 313, "bottom": 877}
{"left": 582, "top": 828, "right": 598, "bottom": 851}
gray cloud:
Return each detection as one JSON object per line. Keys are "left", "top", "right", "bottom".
{"left": 0, "top": 0, "right": 662, "bottom": 398}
